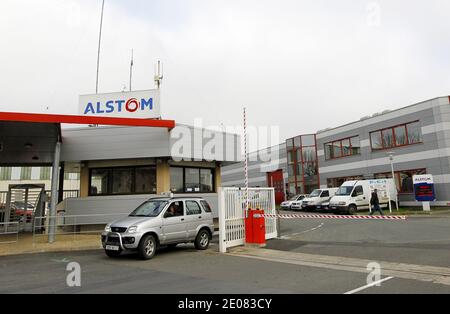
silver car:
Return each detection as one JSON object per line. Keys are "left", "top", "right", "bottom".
{"left": 101, "top": 197, "right": 215, "bottom": 260}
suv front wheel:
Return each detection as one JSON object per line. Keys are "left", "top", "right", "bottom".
{"left": 194, "top": 229, "right": 210, "bottom": 250}
{"left": 139, "top": 234, "right": 157, "bottom": 260}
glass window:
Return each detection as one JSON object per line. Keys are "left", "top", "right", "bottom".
{"left": 20, "top": 167, "right": 32, "bottom": 180}
{"left": 286, "top": 138, "right": 294, "bottom": 148}
{"left": 40, "top": 167, "right": 51, "bottom": 180}
{"left": 200, "top": 200, "right": 212, "bottom": 213}
{"left": 324, "top": 143, "right": 333, "bottom": 160}
{"left": 296, "top": 164, "right": 303, "bottom": 177}
{"left": 341, "top": 138, "right": 351, "bottom": 156}
{"left": 382, "top": 128, "right": 394, "bottom": 148}
{"left": 353, "top": 186, "right": 364, "bottom": 196}
{"left": 112, "top": 168, "right": 133, "bottom": 194}
{"left": 302, "top": 146, "right": 316, "bottom": 162}
{"left": 186, "top": 200, "right": 202, "bottom": 215}
{"left": 287, "top": 150, "right": 295, "bottom": 164}
{"left": 288, "top": 165, "right": 295, "bottom": 177}
{"left": 288, "top": 183, "right": 296, "bottom": 197}
{"left": 200, "top": 169, "right": 213, "bottom": 192}
{"left": 370, "top": 131, "right": 382, "bottom": 150}
{"left": 90, "top": 169, "right": 109, "bottom": 195}
{"left": 296, "top": 182, "right": 305, "bottom": 194}
{"left": 332, "top": 141, "right": 342, "bottom": 158}
{"left": 129, "top": 200, "right": 168, "bottom": 217}
{"left": 135, "top": 167, "right": 156, "bottom": 194}
{"left": 394, "top": 125, "right": 407, "bottom": 146}
{"left": 0, "top": 167, "right": 12, "bottom": 181}
{"left": 164, "top": 201, "right": 184, "bottom": 218}
{"left": 296, "top": 149, "right": 302, "bottom": 162}
{"left": 185, "top": 168, "right": 200, "bottom": 192}
{"left": 303, "top": 162, "right": 317, "bottom": 177}
{"left": 407, "top": 121, "right": 422, "bottom": 144}
{"left": 350, "top": 136, "right": 361, "bottom": 155}
{"left": 170, "top": 167, "right": 184, "bottom": 193}
{"left": 321, "top": 190, "right": 330, "bottom": 197}
{"left": 294, "top": 136, "right": 301, "bottom": 147}
{"left": 301, "top": 135, "right": 315, "bottom": 146}
{"left": 399, "top": 169, "right": 426, "bottom": 193}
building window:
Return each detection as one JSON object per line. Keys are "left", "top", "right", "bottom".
{"left": 0, "top": 167, "right": 12, "bottom": 181}
{"left": 374, "top": 168, "right": 426, "bottom": 193}
{"left": 20, "top": 167, "right": 32, "bottom": 180}
{"left": 169, "top": 167, "right": 215, "bottom": 193}
{"left": 285, "top": 134, "right": 319, "bottom": 196}
{"left": 40, "top": 167, "right": 51, "bottom": 180}
{"left": 324, "top": 136, "right": 360, "bottom": 160}
{"left": 370, "top": 121, "right": 422, "bottom": 151}
{"left": 89, "top": 166, "right": 156, "bottom": 196}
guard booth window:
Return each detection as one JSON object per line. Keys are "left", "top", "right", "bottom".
{"left": 169, "top": 167, "right": 215, "bottom": 193}
{"left": 89, "top": 166, "right": 156, "bottom": 196}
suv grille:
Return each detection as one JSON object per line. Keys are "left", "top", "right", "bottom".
{"left": 111, "top": 227, "right": 127, "bottom": 233}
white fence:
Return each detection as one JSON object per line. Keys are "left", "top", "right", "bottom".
{"left": 32, "top": 212, "right": 129, "bottom": 242}
{"left": 0, "top": 222, "right": 19, "bottom": 244}
{"left": 218, "top": 187, "right": 277, "bottom": 253}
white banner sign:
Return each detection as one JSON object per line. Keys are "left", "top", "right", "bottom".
{"left": 79, "top": 89, "right": 160, "bottom": 118}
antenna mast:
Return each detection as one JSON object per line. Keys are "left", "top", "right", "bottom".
{"left": 95, "top": 0, "right": 105, "bottom": 94}
{"left": 129, "top": 48, "right": 134, "bottom": 91}
{"left": 154, "top": 60, "right": 163, "bottom": 89}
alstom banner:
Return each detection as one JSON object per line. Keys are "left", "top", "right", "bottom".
{"left": 79, "top": 89, "right": 160, "bottom": 118}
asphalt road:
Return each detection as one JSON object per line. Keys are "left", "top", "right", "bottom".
{"left": 1, "top": 211, "right": 450, "bottom": 294}
{"left": 273, "top": 210, "right": 450, "bottom": 268}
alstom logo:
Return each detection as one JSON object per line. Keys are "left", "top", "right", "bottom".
{"left": 83, "top": 97, "right": 154, "bottom": 115}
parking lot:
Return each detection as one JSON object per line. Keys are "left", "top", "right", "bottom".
{"left": 1, "top": 210, "right": 450, "bottom": 294}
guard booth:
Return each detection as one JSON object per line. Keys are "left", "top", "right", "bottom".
{"left": 0, "top": 111, "right": 176, "bottom": 243}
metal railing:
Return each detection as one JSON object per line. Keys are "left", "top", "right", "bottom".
{"left": 32, "top": 212, "right": 129, "bottom": 243}
{"left": 0, "top": 222, "right": 19, "bottom": 244}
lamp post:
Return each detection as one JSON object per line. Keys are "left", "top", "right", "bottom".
{"left": 387, "top": 152, "right": 399, "bottom": 211}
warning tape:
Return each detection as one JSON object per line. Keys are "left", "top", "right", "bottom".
{"left": 257, "top": 213, "right": 407, "bottom": 220}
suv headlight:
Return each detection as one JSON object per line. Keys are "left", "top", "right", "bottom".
{"left": 104, "top": 224, "right": 111, "bottom": 232}
{"left": 127, "top": 226, "right": 138, "bottom": 233}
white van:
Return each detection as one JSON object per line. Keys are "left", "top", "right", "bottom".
{"left": 300, "top": 188, "right": 339, "bottom": 211}
{"left": 329, "top": 179, "right": 397, "bottom": 215}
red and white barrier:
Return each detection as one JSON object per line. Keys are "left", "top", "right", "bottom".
{"left": 258, "top": 213, "right": 407, "bottom": 220}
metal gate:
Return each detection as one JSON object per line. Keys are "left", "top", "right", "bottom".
{"left": 2, "top": 184, "right": 46, "bottom": 233}
{"left": 218, "top": 187, "right": 277, "bottom": 253}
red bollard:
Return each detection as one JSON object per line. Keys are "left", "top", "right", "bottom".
{"left": 245, "top": 209, "right": 254, "bottom": 243}
{"left": 252, "top": 209, "right": 266, "bottom": 245}
{"left": 245, "top": 209, "right": 266, "bottom": 245}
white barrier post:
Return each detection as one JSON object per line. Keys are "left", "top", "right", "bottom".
{"left": 218, "top": 187, "right": 227, "bottom": 253}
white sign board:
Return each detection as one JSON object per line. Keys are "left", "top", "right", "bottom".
{"left": 412, "top": 174, "right": 433, "bottom": 185}
{"left": 79, "top": 89, "right": 160, "bottom": 119}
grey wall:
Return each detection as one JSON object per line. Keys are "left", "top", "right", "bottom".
{"left": 61, "top": 124, "right": 241, "bottom": 164}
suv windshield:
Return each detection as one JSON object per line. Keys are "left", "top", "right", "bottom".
{"left": 129, "top": 200, "right": 168, "bottom": 217}
{"left": 336, "top": 186, "right": 354, "bottom": 196}
{"left": 309, "top": 190, "right": 321, "bottom": 197}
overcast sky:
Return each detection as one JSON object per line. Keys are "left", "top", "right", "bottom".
{"left": 1, "top": 0, "right": 449, "bottom": 147}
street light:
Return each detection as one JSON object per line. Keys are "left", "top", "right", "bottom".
{"left": 387, "top": 152, "right": 399, "bottom": 211}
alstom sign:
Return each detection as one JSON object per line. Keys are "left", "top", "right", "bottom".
{"left": 79, "top": 89, "right": 160, "bottom": 119}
